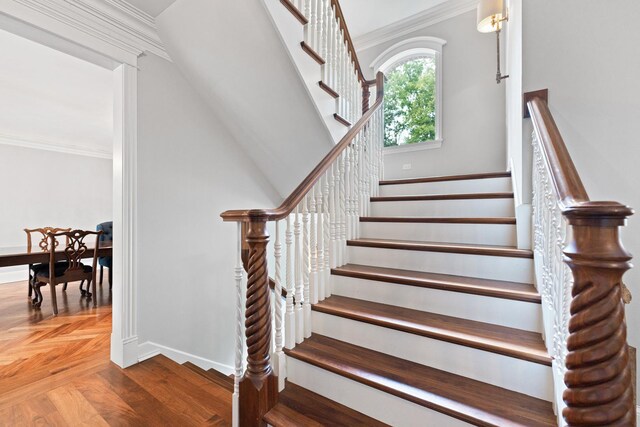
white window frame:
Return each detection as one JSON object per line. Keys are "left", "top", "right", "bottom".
{"left": 370, "top": 37, "right": 446, "bottom": 154}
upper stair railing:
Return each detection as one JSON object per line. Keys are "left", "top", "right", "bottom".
{"left": 526, "top": 92, "right": 635, "bottom": 426}
{"left": 284, "top": 0, "right": 369, "bottom": 125}
{"left": 221, "top": 2, "right": 383, "bottom": 419}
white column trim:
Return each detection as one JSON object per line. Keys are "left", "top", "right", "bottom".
{"left": 110, "top": 63, "right": 138, "bottom": 368}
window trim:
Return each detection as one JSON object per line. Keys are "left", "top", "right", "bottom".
{"left": 370, "top": 37, "right": 446, "bottom": 151}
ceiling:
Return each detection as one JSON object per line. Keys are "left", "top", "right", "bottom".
{"left": 0, "top": 29, "right": 113, "bottom": 155}
{"left": 126, "top": 0, "right": 177, "bottom": 17}
{"left": 340, "top": 0, "right": 451, "bottom": 39}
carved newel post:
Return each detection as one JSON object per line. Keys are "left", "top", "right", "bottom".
{"left": 562, "top": 202, "right": 636, "bottom": 426}
{"left": 240, "top": 211, "right": 278, "bottom": 426}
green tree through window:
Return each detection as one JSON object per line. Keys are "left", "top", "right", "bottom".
{"left": 384, "top": 57, "right": 436, "bottom": 147}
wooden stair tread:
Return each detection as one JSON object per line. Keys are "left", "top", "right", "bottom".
{"left": 264, "top": 382, "right": 388, "bottom": 426}
{"left": 313, "top": 296, "right": 551, "bottom": 365}
{"left": 371, "top": 192, "right": 514, "bottom": 202}
{"left": 285, "top": 335, "right": 556, "bottom": 427}
{"left": 182, "top": 362, "right": 234, "bottom": 393}
{"left": 332, "top": 264, "right": 540, "bottom": 303}
{"left": 360, "top": 216, "right": 516, "bottom": 224}
{"left": 379, "top": 171, "right": 511, "bottom": 185}
{"left": 347, "top": 238, "right": 534, "bottom": 258}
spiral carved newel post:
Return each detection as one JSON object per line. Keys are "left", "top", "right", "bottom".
{"left": 240, "top": 212, "right": 278, "bottom": 427}
{"left": 562, "top": 202, "right": 635, "bottom": 426}
{"left": 527, "top": 92, "right": 636, "bottom": 426}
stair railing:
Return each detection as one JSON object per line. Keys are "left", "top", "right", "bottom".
{"left": 222, "top": 71, "right": 384, "bottom": 426}
{"left": 527, "top": 94, "right": 635, "bottom": 426}
{"left": 286, "top": 0, "right": 367, "bottom": 125}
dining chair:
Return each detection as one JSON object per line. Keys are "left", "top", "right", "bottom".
{"left": 32, "top": 229, "right": 102, "bottom": 315}
{"left": 96, "top": 221, "right": 113, "bottom": 289}
{"left": 24, "top": 227, "right": 71, "bottom": 298}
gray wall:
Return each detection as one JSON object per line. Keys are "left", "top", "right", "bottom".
{"left": 136, "top": 53, "right": 279, "bottom": 369}
{"left": 357, "top": 10, "right": 507, "bottom": 180}
{"left": 522, "top": 0, "right": 640, "bottom": 393}
{"left": 0, "top": 146, "right": 112, "bottom": 283}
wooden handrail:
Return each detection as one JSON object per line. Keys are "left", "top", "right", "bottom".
{"left": 221, "top": 72, "right": 384, "bottom": 223}
{"left": 330, "top": 0, "right": 365, "bottom": 82}
{"left": 527, "top": 97, "right": 589, "bottom": 208}
{"left": 526, "top": 93, "right": 636, "bottom": 426}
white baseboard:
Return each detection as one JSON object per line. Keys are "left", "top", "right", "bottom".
{"left": 137, "top": 341, "right": 234, "bottom": 375}
{"left": 0, "top": 266, "right": 28, "bottom": 284}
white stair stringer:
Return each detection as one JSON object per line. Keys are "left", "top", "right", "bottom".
{"left": 347, "top": 246, "right": 534, "bottom": 283}
{"left": 311, "top": 311, "right": 554, "bottom": 401}
{"left": 359, "top": 222, "right": 517, "bottom": 246}
{"left": 263, "top": 0, "right": 348, "bottom": 143}
{"left": 379, "top": 177, "right": 512, "bottom": 197}
{"left": 286, "top": 356, "right": 471, "bottom": 427}
{"left": 370, "top": 197, "right": 515, "bottom": 217}
{"left": 331, "top": 275, "right": 543, "bottom": 332}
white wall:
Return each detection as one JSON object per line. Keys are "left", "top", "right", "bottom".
{"left": 135, "top": 53, "right": 280, "bottom": 370}
{"left": 155, "top": 0, "right": 334, "bottom": 198}
{"left": 522, "top": 0, "right": 640, "bottom": 394}
{"left": 0, "top": 145, "right": 112, "bottom": 283}
{"left": 357, "top": 11, "right": 506, "bottom": 180}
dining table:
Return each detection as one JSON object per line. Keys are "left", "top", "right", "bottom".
{"left": 0, "top": 241, "right": 112, "bottom": 268}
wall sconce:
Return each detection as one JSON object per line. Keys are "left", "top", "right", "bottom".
{"left": 477, "top": 0, "right": 509, "bottom": 84}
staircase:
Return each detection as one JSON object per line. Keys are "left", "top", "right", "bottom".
{"left": 266, "top": 171, "right": 555, "bottom": 426}
{"left": 218, "top": 1, "right": 635, "bottom": 425}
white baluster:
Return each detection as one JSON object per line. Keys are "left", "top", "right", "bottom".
{"left": 320, "top": 0, "right": 329, "bottom": 84}
{"left": 309, "top": 0, "right": 317, "bottom": 52}
{"left": 323, "top": 172, "right": 332, "bottom": 299}
{"left": 273, "top": 221, "right": 286, "bottom": 391}
{"left": 344, "top": 145, "right": 352, "bottom": 242}
{"left": 302, "top": 195, "right": 312, "bottom": 338}
{"left": 303, "top": 0, "right": 311, "bottom": 43}
{"left": 284, "top": 214, "right": 295, "bottom": 349}
{"left": 330, "top": 161, "right": 338, "bottom": 268}
{"left": 232, "top": 223, "right": 244, "bottom": 427}
{"left": 339, "top": 152, "right": 347, "bottom": 265}
{"left": 294, "top": 205, "right": 303, "bottom": 343}
{"left": 315, "top": 182, "right": 324, "bottom": 302}
{"left": 309, "top": 187, "right": 318, "bottom": 305}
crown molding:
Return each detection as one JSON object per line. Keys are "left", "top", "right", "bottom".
{"left": 0, "top": 133, "right": 112, "bottom": 159}
{"left": 353, "top": 0, "right": 478, "bottom": 52}
{"left": 8, "top": 0, "right": 170, "bottom": 61}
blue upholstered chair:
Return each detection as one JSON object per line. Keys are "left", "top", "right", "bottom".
{"left": 96, "top": 221, "right": 113, "bottom": 289}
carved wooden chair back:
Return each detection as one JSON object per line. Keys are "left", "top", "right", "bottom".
{"left": 47, "top": 230, "right": 102, "bottom": 282}
{"left": 30, "top": 230, "right": 102, "bottom": 315}
{"left": 24, "top": 227, "right": 71, "bottom": 252}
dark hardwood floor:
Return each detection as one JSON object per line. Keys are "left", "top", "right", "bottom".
{"left": 0, "top": 280, "right": 231, "bottom": 426}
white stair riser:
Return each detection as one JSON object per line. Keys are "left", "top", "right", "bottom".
{"left": 331, "top": 275, "right": 543, "bottom": 332}
{"left": 359, "top": 222, "right": 517, "bottom": 246}
{"left": 311, "top": 312, "right": 554, "bottom": 401}
{"left": 370, "top": 198, "right": 515, "bottom": 217}
{"left": 287, "top": 356, "right": 471, "bottom": 427}
{"left": 379, "top": 178, "right": 512, "bottom": 197}
{"left": 347, "top": 246, "right": 535, "bottom": 283}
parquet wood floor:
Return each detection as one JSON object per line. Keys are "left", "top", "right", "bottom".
{"left": 0, "top": 280, "right": 232, "bottom": 426}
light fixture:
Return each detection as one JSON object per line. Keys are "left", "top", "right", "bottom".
{"left": 477, "top": 0, "right": 509, "bottom": 84}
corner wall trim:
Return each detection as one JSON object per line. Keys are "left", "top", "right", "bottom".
{"left": 0, "top": 133, "right": 112, "bottom": 159}
{"left": 138, "top": 341, "right": 235, "bottom": 375}
{"left": 353, "top": 0, "right": 477, "bottom": 51}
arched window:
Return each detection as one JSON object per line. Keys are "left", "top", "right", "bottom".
{"left": 370, "top": 37, "right": 446, "bottom": 150}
